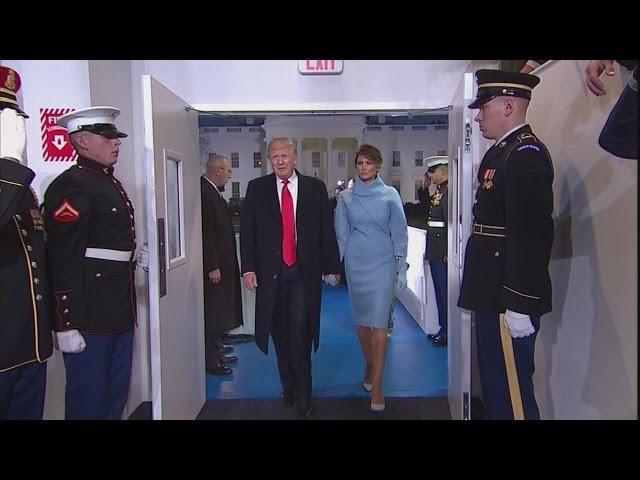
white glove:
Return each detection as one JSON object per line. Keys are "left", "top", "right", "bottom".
{"left": 395, "top": 258, "right": 408, "bottom": 292}
{"left": 0, "top": 108, "right": 27, "bottom": 163}
{"left": 504, "top": 310, "right": 535, "bottom": 338}
{"left": 55, "top": 330, "right": 87, "bottom": 354}
{"left": 135, "top": 242, "right": 149, "bottom": 270}
{"left": 323, "top": 274, "right": 339, "bottom": 287}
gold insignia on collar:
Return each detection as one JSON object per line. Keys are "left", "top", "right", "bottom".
{"left": 517, "top": 132, "right": 536, "bottom": 143}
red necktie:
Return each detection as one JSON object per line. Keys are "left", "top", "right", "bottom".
{"left": 281, "top": 179, "right": 296, "bottom": 266}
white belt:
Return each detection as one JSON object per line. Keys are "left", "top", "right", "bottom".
{"left": 427, "top": 221, "right": 445, "bottom": 227}
{"left": 85, "top": 248, "right": 133, "bottom": 262}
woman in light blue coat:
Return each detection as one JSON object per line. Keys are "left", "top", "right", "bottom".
{"left": 335, "top": 144, "right": 408, "bottom": 412}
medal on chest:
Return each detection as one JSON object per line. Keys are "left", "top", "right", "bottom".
{"left": 481, "top": 169, "right": 496, "bottom": 190}
{"left": 30, "top": 209, "right": 44, "bottom": 231}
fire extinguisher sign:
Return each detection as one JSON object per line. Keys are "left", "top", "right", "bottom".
{"left": 41, "top": 108, "right": 76, "bottom": 162}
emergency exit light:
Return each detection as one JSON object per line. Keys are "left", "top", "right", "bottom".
{"left": 298, "top": 60, "right": 343, "bottom": 75}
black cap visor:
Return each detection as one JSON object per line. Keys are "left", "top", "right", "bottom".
{"left": 72, "top": 123, "right": 128, "bottom": 138}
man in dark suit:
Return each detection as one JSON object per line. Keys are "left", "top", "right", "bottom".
{"left": 201, "top": 154, "right": 243, "bottom": 375}
{"left": 458, "top": 70, "right": 554, "bottom": 420}
{"left": 44, "top": 106, "right": 138, "bottom": 420}
{"left": 240, "top": 138, "right": 341, "bottom": 419}
{"left": 1, "top": 88, "right": 53, "bottom": 419}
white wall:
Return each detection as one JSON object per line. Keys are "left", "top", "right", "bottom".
{"left": 528, "top": 60, "right": 637, "bottom": 419}
{"left": 2, "top": 60, "right": 91, "bottom": 200}
{"left": 148, "top": 60, "right": 471, "bottom": 111}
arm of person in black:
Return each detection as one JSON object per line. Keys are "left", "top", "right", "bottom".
{"left": 201, "top": 184, "right": 221, "bottom": 281}
{"left": 0, "top": 158, "right": 35, "bottom": 228}
{"left": 319, "top": 181, "right": 341, "bottom": 275}
{"left": 43, "top": 175, "right": 92, "bottom": 331}
{"left": 502, "top": 143, "right": 554, "bottom": 315}
{"left": 239, "top": 179, "right": 257, "bottom": 276}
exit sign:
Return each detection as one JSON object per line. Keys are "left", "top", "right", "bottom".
{"left": 298, "top": 60, "right": 343, "bottom": 75}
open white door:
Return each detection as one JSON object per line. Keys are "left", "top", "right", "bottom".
{"left": 447, "top": 73, "right": 477, "bottom": 419}
{"left": 142, "top": 75, "right": 205, "bottom": 419}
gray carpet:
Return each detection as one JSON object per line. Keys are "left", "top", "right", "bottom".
{"left": 129, "top": 397, "right": 452, "bottom": 420}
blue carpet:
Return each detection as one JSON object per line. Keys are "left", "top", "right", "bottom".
{"left": 206, "top": 284, "right": 447, "bottom": 399}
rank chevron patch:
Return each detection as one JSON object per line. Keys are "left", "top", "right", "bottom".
{"left": 53, "top": 198, "right": 80, "bottom": 222}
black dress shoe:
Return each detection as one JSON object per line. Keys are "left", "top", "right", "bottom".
{"left": 219, "top": 355, "right": 238, "bottom": 365}
{"left": 218, "top": 345, "right": 234, "bottom": 355}
{"left": 427, "top": 334, "right": 437, "bottom": 340}
{"left": 432, "top": 335, "right": 448, "bottom": 346}
{"left": 206, "top": 364, "right": 233, "bottom": 375}
{"left": 281, "top": 392, "right": 295, "bottom": 407}
{"left": 297, "top": 403, "right": 314, "bottom": 419}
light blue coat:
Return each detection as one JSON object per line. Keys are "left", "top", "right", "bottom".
{"left": 335, "top": 175, "right": 408, "bottom": 328}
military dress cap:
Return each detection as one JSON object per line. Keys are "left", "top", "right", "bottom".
{"left": 426, "top": 156, "right": 449, "bottom": 168}
{"left": 57, "top": 106, "right": 128, "bottom": 138}
{"left": 468, "top": 69, "right": 541, "bottom": 109}
{"left": 0, "top": 66, "right": 29, "bottom": 118}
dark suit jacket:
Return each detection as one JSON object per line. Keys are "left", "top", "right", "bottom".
{"left": 201, "top": 176, "right": 243, "bottom": 335}
{"left": 1, "top": 158, "right": 53, "bottom": 371}
{"left": 240, "top": 171, "right": 340, "bottom": 354}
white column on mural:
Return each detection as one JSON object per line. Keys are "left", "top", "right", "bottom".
{"left": 265, "top": 136, "right": 273, "bottom": 174}
{"left": 295, "top": 138, "right": 302, "bottom": 173}
{"left": 326, "top": 137, "right": 334, "bottom": 190}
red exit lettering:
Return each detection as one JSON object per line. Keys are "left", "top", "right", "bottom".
{"left": 305, "top": 60, "right": 337, "bottom": 71}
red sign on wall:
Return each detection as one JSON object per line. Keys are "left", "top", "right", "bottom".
{"left": 40, "top": 108, "right": 77, "bottom": 162}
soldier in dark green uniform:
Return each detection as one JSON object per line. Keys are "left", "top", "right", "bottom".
{"left": 458, "top": 70, "right": 554, "bottom": 420}
{"left": 0, "top": 68, "right": 53, "bottom": 419}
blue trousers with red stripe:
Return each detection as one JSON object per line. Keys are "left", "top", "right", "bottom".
{"left": 63, "top": 328, "right": 133, "bottom": 420}
{"left": 0, "top": 361, "right": 47, "bottom": 420}
{"left": 475, "top": 312, "right": 541, "bottom": 420}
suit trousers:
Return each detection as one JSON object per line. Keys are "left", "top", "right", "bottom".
{"left": 63, "top": 327, "right": 134, "bottom": 420}
{"left": 0, "top": 361, "right": 47, "bottom": 420}
{"left": 475, "top": 312, "right": 541, "bottom": 419}
{"left": 271, "top": 261, "right": 312, "bottom": 407}
{"left": 205, "top": 334, "right": 222, "bottom": 368}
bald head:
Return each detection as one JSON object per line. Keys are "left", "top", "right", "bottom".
{"left": 206, "top": 153, "right": 227, "bottom": 173}
{"left": 205, "top": 153, "right": 231, "bottom": 188}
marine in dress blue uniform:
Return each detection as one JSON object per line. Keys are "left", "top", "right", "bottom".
{"left": 458, "top": 70, "right": 554, "bottom": 419}
{"left": 424, "top": 157, "right": 448, "bottom": 346}
{"left": 44, "top": 107, "right": 136, "bottom": 420}
{"left": 1, "top": 67, "right": 53, "bottom": 419}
